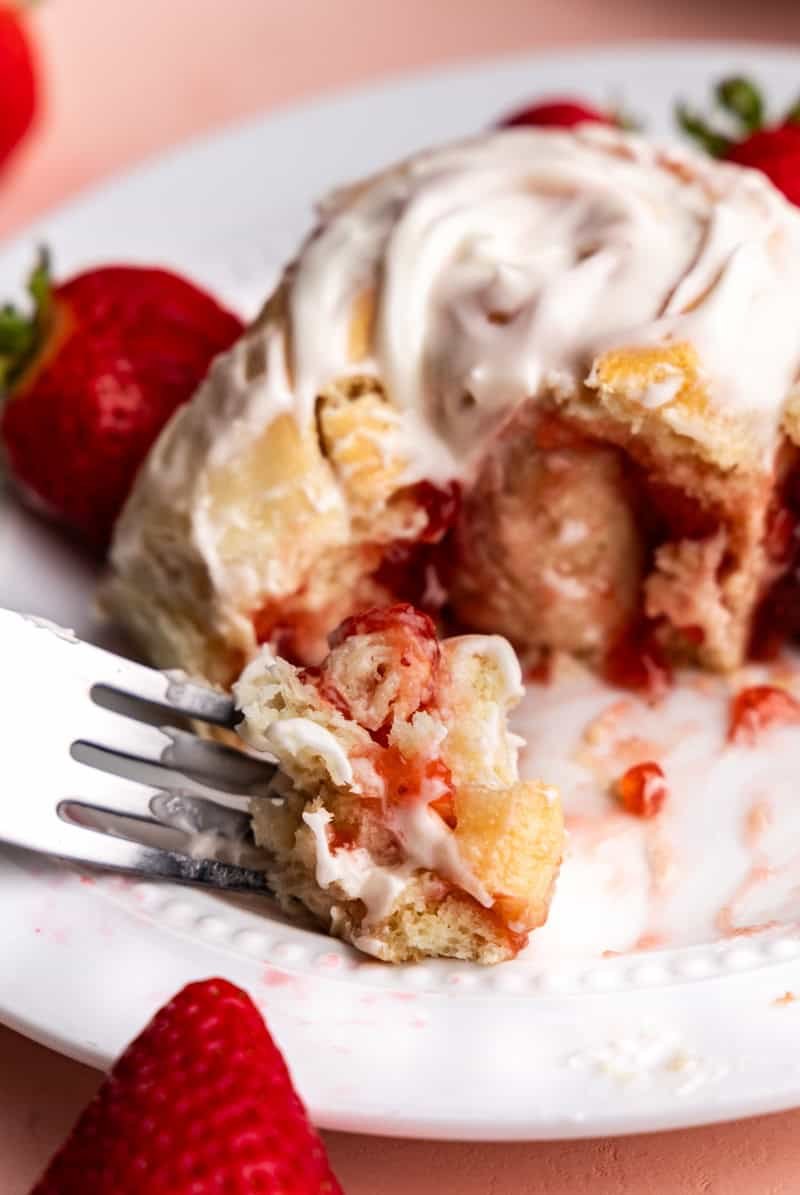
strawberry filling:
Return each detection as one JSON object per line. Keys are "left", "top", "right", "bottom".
{"left": 328, "top": 600, "right": 439, "bottom": 648}
{"left": 249, "top": 420, "right": 800, "bottom": 699}
{"left": 532, "top": 412, "right": 589, "bottom": 452}
{"left": 327, "top": 824, "right": 358, "bottom": 851}
{"left": 252, "top": 606, "right": 310, "bottom": 665}
{"left": 250, "top": 485, "right": 459, "bottom": 660}
{"left": 251, "top": 590, "right": 344, "bottom": 666}
{"left": 728, "top": 685, "right": 800, "bottom": 745}
{"left": 750, "top": 459, "right": 800, "bottom": 659}
{"left": 604, "top": 618, "right": 673, "bottom": 702}
{"left": 616, "top": 761, "right": 668, "bottom": 818}
{"left": 302, "top": 605, "right": 457, "bottom": 825}
{"left": 411, "top": 480, "right": 462, "bottom": 543}
{"left": 600, "top": 469, "right": 715, "bottom": 698}
{"left": 371, "top": 482, "right": 460, "bottom": 613}
{"left": 324, "top": 603, "right": 441, "bottom": 729}
{"left": 373, "top": 748, "right": 454, "bottom": 810}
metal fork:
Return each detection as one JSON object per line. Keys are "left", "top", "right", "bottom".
{"left": 0, "top": 607, "right": 277, "bottom": 893}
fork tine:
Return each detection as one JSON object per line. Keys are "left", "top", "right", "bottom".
{"left": 65, "top": 751, "right": 258, "bottom": 841}
{"left": 158, "top": 728, "right": 275, "bottom": 792}
{"left": 69, "top": 675, "right": 274, "bottom": 796}
{"left": 79, "top": 710, "right": 272, "bottom": 786}
{"left": 71, "top": 704, "right": 176, "bottom": 764}
{"left": 59, "top": 761, "right": 164, "bottom": 819}
{"left": 38, "top": 819, "right": 269, "bottom": 893}
{"left": 60, "top": 794, "right": 254, "bottom": 853}
{"left": 91, "top": 664, "right": 238, "bottom": 728}
{"left": 150, "top": 791, "right": 255, "bottom": 840}
{"left": 71, "top": 731, "right": 273, "bottom": 800}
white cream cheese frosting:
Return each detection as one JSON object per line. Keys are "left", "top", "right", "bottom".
{"left": 301, "top": 806, "right": 413, "bottom": 926}
{"left": 290, "top": 124, "right": 800, "bottom": 475}
{"left": 116, "top": 126, "right": 800, "bottom": 562}
{"left": 109, "top": 123, "right": 800, "bottom": 676}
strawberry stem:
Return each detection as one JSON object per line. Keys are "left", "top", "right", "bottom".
{"left": 0, "top": 247, "right": 52, "bottom": 392}
{"left": 715, "top": 76, "right": 765, "bottom": 132}
{"left": 785, "top": 98, "right": 800, "bottom": 126}
{"left": 676, "top": 103, "right": 731, "bottom": 157}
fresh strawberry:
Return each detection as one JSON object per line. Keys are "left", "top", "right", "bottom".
{"left": 498, "top": 97, "right": 614, "bottom": 130}
{"left": 0, "top": 253, "right": 243, "bottom": 552}
{"left": 726, "top": 124, "right": 800, "bottom": 206}
{"left": 0, "top": 3, "right": 37, "bottom": 171}
{"left": 31, "top": 977, "right": 343, "bottom": 1195}
{"left": 678, "top": 76, "right": 800, "bottom": 205}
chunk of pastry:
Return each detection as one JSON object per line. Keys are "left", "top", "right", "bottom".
{"left": 107, "top": 125, "right": 800, "bottom": 684}
{"left": 234, "top": 604, "right": 563, "bottom": 964}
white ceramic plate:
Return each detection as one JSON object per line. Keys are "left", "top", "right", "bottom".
{"left": 4, "top": 43, "right": 800, "bottom": 1141}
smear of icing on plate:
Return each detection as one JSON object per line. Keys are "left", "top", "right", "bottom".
{"left": 512, "top": 652, "right": 800, "bottom": 961}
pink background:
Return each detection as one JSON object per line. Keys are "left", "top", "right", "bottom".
{"left": 4, "top": 1, "right": 800, "bottom": 1191}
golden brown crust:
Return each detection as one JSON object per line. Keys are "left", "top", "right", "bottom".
{"left": 586, "top": 343, "right": 766, "bottom": 473}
